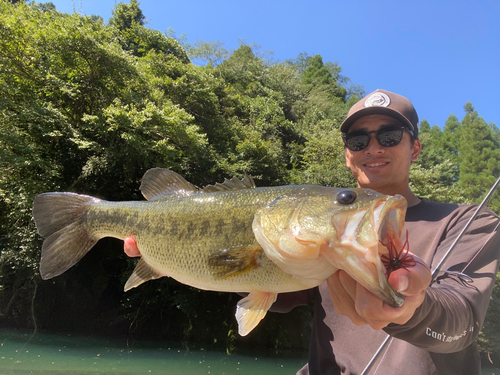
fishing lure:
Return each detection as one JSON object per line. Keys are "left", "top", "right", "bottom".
{"left": 380, "top": 231, "right": 426, "bottom": 277}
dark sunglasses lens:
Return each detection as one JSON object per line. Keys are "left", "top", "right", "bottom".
{"left": 377, "top": 128, "right": 404, "bottom": 147}
{"left": 346, "top": 133, "right": 370, "bottom": 151}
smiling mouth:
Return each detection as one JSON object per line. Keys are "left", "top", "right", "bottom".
{"left": 364, "top": 162, "right": 387, "bottom": 167}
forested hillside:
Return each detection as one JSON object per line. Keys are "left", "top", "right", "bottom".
{"left": 1, "top": 0, "right": 500, "bottom": 359}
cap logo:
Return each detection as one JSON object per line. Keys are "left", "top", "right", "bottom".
{"left": 364, "top": 92, "right": 391, "bottom": 108}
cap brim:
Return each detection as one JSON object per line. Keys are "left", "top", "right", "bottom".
{"left": 341, "top": 107, "right": 415, "bottom": 133}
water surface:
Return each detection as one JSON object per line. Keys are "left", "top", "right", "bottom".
{"left": 0, "top": 329, "right": 307, "bottom": 374}
{"left": 2, "top": 329, "right": 499, "bottom": 375}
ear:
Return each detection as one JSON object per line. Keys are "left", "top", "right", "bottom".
{"left": 411, "top": 139, "right": 422, "bottom": 162}
{"left": 345, "top": 148, "right": 353, "bottom": 169}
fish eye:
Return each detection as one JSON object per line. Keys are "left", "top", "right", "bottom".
{"left": 337, "top": 190, "right": 357, "bottom": 205}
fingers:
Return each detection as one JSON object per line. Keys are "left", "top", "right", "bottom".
{"left": 382, "top": 259, "right": 430, "bottom": 325}
{"left": 327, "top": 271, "right": 368, "bottom": 326}
{"left": 124, "top": 237, "right": 141, "bottom": 257}
{"left": 361, "top": 263, "right": 430, "bottom": 327}
{"left": 353, "top": 283, "right": 392, "bottom": 330}
{"left": 327, "top": 254, "right": 431, "bottom": 330}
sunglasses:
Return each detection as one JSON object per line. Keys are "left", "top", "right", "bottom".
{"left": 342, "top": 126, "right": 414, "bottom": 152}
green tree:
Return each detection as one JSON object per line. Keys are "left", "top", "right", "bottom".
{"left": 210, "top": 44, "right": 307, "bottom": 185}
{"left": 108, "top": 0, "right": 145, "bottom": 31}
{"left": 187, "top": 39, "right": 230, "bottom": 67}
{"left": 108, "top": 0, "right": 188, "bottom": 60}
{"left": 290, "top": 117, "right": 356, "bottom": 188}
{"left": 299, "top": 55, "right": 347, "bottom": 116}
{"left": 0, "top": 0, "right": 215, "bottom": 332}
{"left": 458, "top": 102, "right": 500, "bottom": 210}
{"left": 30, "top": 1, "right": 55, "bottom": 11}
{"left": 416, "top": 119, "right": 445, "bottom": 168}
{"left": 409, "top": 162, "right": 466, "bottom": 203}
{"left": 412, "top": 116, "right": 463, "bottom": 199}
{"left": 301, "top": 54, "right": 336, "bottom": 87}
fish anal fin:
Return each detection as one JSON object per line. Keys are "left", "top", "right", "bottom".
{"left": 208, "top": 245, "right": 264, "bottom": 280}
{"left": 236, "top": 292, "right": 277, "bottom": 336}
{"left": 140, "top": 168, "right": 198, "bottom": 201}
{"left": 124, "top": 258, "right": 165, "bottom": 291}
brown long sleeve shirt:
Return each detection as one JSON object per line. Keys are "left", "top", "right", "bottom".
{"left": 271, "top": 199, "right": 500, "bottom": 375}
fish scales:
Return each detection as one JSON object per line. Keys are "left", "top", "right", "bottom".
{"left": 81, "top": 186, "right": 321, "bottom": 293}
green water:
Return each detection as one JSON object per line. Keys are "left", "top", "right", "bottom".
{"left": 2, "top": 329, "right": 499, "bottom": 374}
{"left": 0, "top": 329, "right": 307, "bottom": 374}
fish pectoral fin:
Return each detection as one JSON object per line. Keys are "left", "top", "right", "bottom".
{"left": 207, "top": 245, "right": 264, "bottom": 279}
{"left": 124, "top": 259, "right": 164, "bottom": 291}
{"left": 236, "top": 292, "right": 277, "bottom": 336}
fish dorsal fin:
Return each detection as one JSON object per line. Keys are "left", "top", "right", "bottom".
{"left": 140, "top": 168, "right": 255, "bottom": 200}
{"left": 201, "top": 174, "right": 256, "bottom": 193}
{"left": 124, "top": 258, "right": 164, "bottom": 291}
{"left": 140, "top": 168, "right": 198, "bottom": 201}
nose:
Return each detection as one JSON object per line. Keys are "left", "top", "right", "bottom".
{"left": 364, "top": 133, "right": 385, "bottom": 154}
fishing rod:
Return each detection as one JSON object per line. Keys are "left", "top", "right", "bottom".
{"left": 360, "top": 175, "right": 500, "bottom": 375}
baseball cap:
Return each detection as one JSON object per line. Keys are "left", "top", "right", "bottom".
{"left": 340, "top": 89, "right": 419, "bottom": 138}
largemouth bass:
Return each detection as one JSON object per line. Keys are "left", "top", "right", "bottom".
{"left": 33, "top": 168, "right": 407, "bottom": 336}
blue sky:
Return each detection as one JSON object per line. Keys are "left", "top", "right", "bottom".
{"left": 50, "top": 0, "right": 500, "bottom": 129}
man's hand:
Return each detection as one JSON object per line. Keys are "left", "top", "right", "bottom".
{"left": 124, "top": 237, "right": 141, "bottom": 257}
{"left": 327, "top": 254, "right": 431, "bottom": 330}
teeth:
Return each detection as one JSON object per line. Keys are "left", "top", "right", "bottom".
{"left": 366, "top": 163, "right": 386, "bottom": 167}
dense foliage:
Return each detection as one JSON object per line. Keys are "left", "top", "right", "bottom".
{"left": 1, "top": 0, "right": 499, "bottom": 360}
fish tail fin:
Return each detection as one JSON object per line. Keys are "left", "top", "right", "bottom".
{"left": 33, "top": 192, "right": 100, "bottom": 280}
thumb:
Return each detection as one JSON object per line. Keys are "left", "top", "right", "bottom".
{"left": 124, "top": 237, "right": 141, "bottom": 257}
{"left": 387, "top": 255, "right": 431, "bottom": 297}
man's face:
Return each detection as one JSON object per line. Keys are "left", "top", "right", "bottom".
{"left": 344, "top": 115, "right": 421, "bottom": 195}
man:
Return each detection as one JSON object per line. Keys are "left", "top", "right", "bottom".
{"left": 124, "top": 90, "right": 500, "bottom": 375}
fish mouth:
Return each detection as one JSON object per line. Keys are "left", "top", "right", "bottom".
{"left": 372, "top": 196, "right": 407, "bottom": 252}
{"left": 371, "top": 196, "right": 407, "bottom": 307}
{"left": 331, "top": 194, "right": 407, "bottom": 307}
{"left": 361, "top": 195, "right": 407, "bottom": 307}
